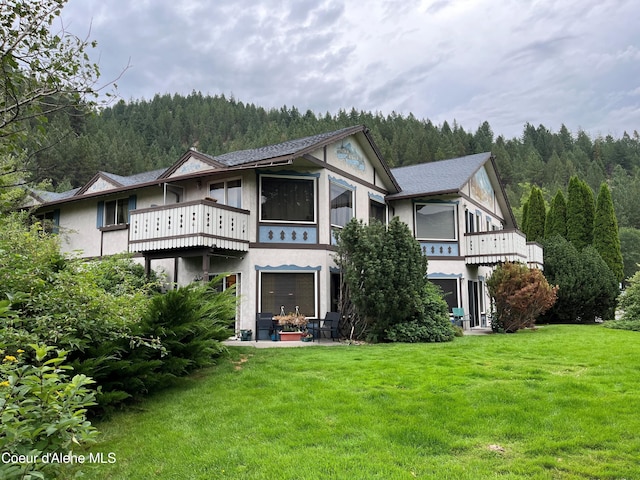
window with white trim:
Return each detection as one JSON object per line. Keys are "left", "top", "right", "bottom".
{"left": 260, "top": 272, "right": 316, "bottom": 318}
{"left": 260, "top": 176, "right": 315, "bottom": 223}
{"left": 415, "top": 203, "right": 457, "bottom": 240}
{"left": 209, "top": 179, "right": 242, "bottom": 208}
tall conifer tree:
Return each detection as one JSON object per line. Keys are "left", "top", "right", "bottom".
{"left": 593, "top": 183, "right": 624, "bottom": 283}
{"left": 525, "top": 186, "right": 546, "bottom": 242}
{"left": 545, "top": 189, "right": 567, "bottom": 239}
{"left": 567, "top": 176, "right": 595, "bottom": 250}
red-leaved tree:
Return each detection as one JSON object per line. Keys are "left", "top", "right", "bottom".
{"left": 487, "top": 262, "right": 558, "bottom": 333}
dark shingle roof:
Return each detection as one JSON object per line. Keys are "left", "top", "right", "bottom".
{"left": 212, "top": 126, "right": 360, "bottom": 166}
{"left": 388, "top": 152, "right": 491, "bottom": 199}
{"left": 101, "top": 168, "right": 168, "bottom": 186}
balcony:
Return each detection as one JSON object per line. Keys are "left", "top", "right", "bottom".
{"left": 129, "top": 199, "right": 250, "bottom": 253}
{"left": 465, "top": 229, "right": 543, "bottom": 268}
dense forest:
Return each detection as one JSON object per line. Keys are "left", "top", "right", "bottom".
{"left": 34, "top": 91, "right": 640, "bottom": 232}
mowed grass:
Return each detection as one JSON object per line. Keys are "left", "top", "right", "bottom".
{"left": 86, "top": 325, "right": 640, "bottom": 479}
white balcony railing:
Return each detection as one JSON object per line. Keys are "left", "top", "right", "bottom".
{"left": 129, "top": 199, "right": 250, "bottom": 253}
{"left": 464, "top": 229, "right": 529, "bottom": 266}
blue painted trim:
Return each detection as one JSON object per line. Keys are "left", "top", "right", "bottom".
{"left": 413, "top": 199, "right": 459, "bottom": 205}
{"left": 368, "top": 192, "right": 385, "bottom": 203}
{"left": 259, "top": 170, "right": 320, "bottom": 178}
{"left": 255, "top": 265, "right": 322, "bottom": 271}
{"left": 259, "top": 225, "right": 317, "bottom": 243}
{"left": 329, "top": 176, "right": 356, "bottom": 190}
{"left": 420, "top": 242, "right": 459, "bottom": 256}
{"left": 428, "top": 273, "right": 463, "bottom": 279}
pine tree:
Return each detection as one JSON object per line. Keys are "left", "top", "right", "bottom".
{"left": 545, "top": 190, "right": 567, "bottom": 239}
{"left": 525, "top": 186, "right": 546, "bottom": 242}
{"left": 593, "top": 183, "right": 624, "bottom": 283}
{"left": 567, "top": 176, "right": 595, "bottom": 250}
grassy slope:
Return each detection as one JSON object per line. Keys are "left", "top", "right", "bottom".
{"left": 87, "top": 325, "right": 640, "bottom": 479}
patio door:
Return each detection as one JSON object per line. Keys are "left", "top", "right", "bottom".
{"left": 467, "top": 280, "right": 481, "bottom": 328}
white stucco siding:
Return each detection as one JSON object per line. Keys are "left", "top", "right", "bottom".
{"left": 58, "top": 202, "right": 103, "bottom": 257}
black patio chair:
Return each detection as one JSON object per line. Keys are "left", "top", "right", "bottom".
{"left": 255, "top": 312, "right": 274, "bottom": 341}
{"left": 309, "top": 312, "right": 340, "bottom": 341}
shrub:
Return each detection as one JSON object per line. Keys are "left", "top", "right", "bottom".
{"left": 541, "top": 236, "right": 619, "bottom": 323}
{"left": 0, "top": 345, "right": 98, "bottom": 480}
{"left": 335, "top": 218, "right": 454, "bottom": 343}
{"left": 487, "top": 262, "right": 558, "bottom": 333}
{"left": 616, "top": 270, "right": 640, "bottom": 325}
{"left": 138, "top": 277, "right": 235, "bottom": 377}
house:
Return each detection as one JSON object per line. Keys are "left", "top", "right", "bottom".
{"left": 28, "top": 125, "right": 542, "bottom": 333}
{"left": 388, "top": 153, "right": 543, "bottom": 329}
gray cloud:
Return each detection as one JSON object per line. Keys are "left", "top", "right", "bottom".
{"left": 61, "top": 0, "right": 640, "bottom": 138}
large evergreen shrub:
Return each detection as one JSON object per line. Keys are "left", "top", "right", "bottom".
{"left": 541, "top": 236, "right": 618, "bottom": 323}
{"left": 335, "top": 217, "right": 454, "bottom": 343}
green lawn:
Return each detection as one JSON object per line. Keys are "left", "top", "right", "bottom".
{"left": 86, "top": 325, "right": 640, "bottom": 479}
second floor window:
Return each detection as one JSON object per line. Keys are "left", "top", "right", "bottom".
{"left": 105, "top": 198, "right": 129, "bottom": 226}
{"left": 415, "top": 203, "right": 457, "bottom": 240}
{"left": 260, "top": 176, "right": 315, "bottom": 223}
{"left": 209, "top": 179, "right": 242, "bottom": 208}
{"left": 330, "top": 183, "right": 353, "bottom": 228}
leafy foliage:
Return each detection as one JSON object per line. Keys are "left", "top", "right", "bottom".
{"left": 139, "top": 278, "right": 235, "bottom": 377}
{"left": 486, "top": 262, "right": 558, "bottom": 333}
{"left": 0, "top": 345, "right": 98, "bottom": 479}
{"left": 335, "top": 217, "right": 454, "bottom": 343}
{"left": 0, "top": 0, "right": 109, "bottom": 211}
{"left": 617, "top": 270, "right": 640, "bottom": 324}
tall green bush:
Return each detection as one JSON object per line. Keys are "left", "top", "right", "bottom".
{"left": 524, "top": 186, "right": 546, "bottom": 242}
{"left": 335, "top": 218, "right": 454, "bottom": 343}
{"left": 545, "top": 189, "right": 567, "bottom": 239}
{"left": 593, "top": 182, "right": 624, "bottom": 284}
{"left": 542, "top": 236, "right": 619, "bottom": 323}
{"left": 567, "top": 176, "right": 595, "bottom": 250}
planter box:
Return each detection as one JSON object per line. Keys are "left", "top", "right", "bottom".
{"left": 279, "top": 332, "right": 304, "bottom": 341}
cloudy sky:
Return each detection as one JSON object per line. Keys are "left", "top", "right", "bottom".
{"left": 59, "top": 0, "right": 639, "bottom": 139}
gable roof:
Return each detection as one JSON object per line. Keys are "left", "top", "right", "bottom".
{"left": 387, "top": 152, "right": 492, "bottom": 200}
{"left": 29, "top": 125, "right": 399, "bottom": 207}
{"left": 387, "top": 151, "right": 517, "bottom": 227}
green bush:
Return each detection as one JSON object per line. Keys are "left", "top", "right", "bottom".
{"left": 139, "top": 277, "right": 235, "bottom": 377}
{"left": 0, "top": 345, "right": 98, "bottom": 480}
{"left": 335, "top": 218, "right": 454, "bottom": 343}
{"left": 608, "top": 272, "right": 640, "bottom": 330}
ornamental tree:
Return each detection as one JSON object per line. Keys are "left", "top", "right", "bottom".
{"left": 487, "top": 262, "right": 558, "bottom": 333}
{"left": 567, "top": 176, "right": 595, "bottom": 250}
{"left": 545, "top": 189, "right": 567, "bottom": 239}
{"left": 593, "top": 182, "right": 624, "bottom": 284}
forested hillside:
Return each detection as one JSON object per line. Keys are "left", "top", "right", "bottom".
{"left": 35, "top": 91, "right": 640, "bottom": 230}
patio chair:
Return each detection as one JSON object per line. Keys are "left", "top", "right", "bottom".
{"left": 255, "top": 312, "right": 274, "bottom": 341}
{"left": 451, "top": 308, "right": 465, "bottom": 328}
{"left": 309, "top": 312, "right": 340, "bottom": 341}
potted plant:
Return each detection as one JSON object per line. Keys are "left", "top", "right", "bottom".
{"left": 273, "top": 306, "right": 308, "bottom": 341}
{"left": 239, "top": 329, "right": 252, "bottom": 341}
{"left": 301, "top": 332, "right": 313, "bottom": 342}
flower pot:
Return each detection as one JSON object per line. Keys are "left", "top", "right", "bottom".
{"left": 279, "top": 331, "right": 304, "bottom": 341}
{"left": 240, "top": 329, "right": 252, "bottom": 341}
